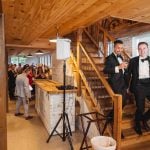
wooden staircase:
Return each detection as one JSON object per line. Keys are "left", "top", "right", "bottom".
{"left": 68, "top": 24, "right": 150, "bottom": 149}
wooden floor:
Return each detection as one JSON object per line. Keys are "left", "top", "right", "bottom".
{"left": 7, "top": 100, "right": 150, "bottom": 150}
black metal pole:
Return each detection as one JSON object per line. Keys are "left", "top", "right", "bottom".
{"left": 63, "top": 60, "right": 66, "bottom": 141}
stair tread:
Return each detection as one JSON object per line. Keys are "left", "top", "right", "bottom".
{"left": 91, "top": 86, "right": 105, "bottom": 89}
{"left": 98, "top": 95, "right": 111, "bottom": 99}
{"left": 122, "top": 128, "right": 150, "bottom": 139}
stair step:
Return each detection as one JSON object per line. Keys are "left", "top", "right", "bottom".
{"left": 102, "top": 107, "right": 113, "bottom": 111}
{"left": 122, "top": 114, "right": 134, "bottom": 129}
{"left": 123, "top": 104, "right": 136, "bottom": 114}
{"left": 87, "top": 76, "right": 100, "bottom": 80}
{"left": 91, "top": 85, "right": 105, "bottom": 89}
{"left": 122, "top": 128, "right": 150, "bottom": 147}
{"left": 98, "top": 95, "right": 111, "bottom": 99}
{"left": 81, "top": 62, "right": 102, "bottom": 65}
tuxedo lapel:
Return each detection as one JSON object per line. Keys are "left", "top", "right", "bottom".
{"left": 112, "top": 53, "right": 120, "bottom": 65}
{"left": 136, "top": 56, "right": 139, "bottom": 78}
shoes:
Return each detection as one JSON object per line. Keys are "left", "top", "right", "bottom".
{"left": 134, "top": 124, "right": 142, "bottom": 135}
{"left": 15, "top": 113, "right": 24, "bottom": 116}
{"left": 121, "top": 132, "right": 125, "bottom": 139}
{"left": 25, "top": 116, "right": 33, "bottom": 120}
{"left": 143, "top": 120, "right": 150, "bottom": 131}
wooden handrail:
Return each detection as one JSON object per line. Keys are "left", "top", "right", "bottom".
{"left": 79, "top": 42, "right": 115, "bottom": 98}
{"left": 70, "top": 52, "right": 100, "bottom": 107}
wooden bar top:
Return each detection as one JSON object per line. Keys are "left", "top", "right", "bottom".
{"left": 34, "top": 79, "right": 77, "bottom": 94}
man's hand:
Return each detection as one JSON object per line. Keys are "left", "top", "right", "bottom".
{"left": 118, "top": 62, "right": 128, "bottom": 69}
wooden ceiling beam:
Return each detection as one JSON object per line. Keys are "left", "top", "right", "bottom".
{"left": 6, "top": 43, "right": 55, "bottom": 50}
{"left": 6, "top": 38, "right": 56, "bottom": 50}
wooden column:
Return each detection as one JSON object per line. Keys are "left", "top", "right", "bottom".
{"left": 113, "top": 95, "right": 122, "bottom": 150}
{"left": 77, "top": 28, "right": 83, "bottom": 96}
{"left": 0, "top": 14, "right": 7, "bottom": 150}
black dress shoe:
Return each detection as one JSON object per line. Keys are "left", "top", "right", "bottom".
{"left": 143, "top": 120, "right": 150, "bottom": 131}
{"left": 134, "top": 125, "right": 142, "bottom": 135}
{"left": 15, "top": 113, "right": 24, "bottom": 116}
{"left": 25, "top": 116, "right": 33, "bottom": 120}
{"left": 121, "top": 132, "right": 125, "bottom": 139}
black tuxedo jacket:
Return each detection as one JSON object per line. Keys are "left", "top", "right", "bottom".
{"left": 127, "top": 56, "right": 150, "bottom": 93}
{"left": 103, "top": 53, "right": 127, "bottom": 93}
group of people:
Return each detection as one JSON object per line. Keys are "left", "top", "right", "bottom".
{"left": 8, "top": 63, "right": 51, "bottom": 120}
{"left": 104, "top": 40, "right": 150, "bottom": 135}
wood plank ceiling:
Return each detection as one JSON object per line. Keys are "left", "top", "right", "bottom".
{"left": 2, "top": 0, "right": 150, "bottom": 46}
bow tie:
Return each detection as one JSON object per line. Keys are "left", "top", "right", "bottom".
{"left": 117, "top": 55, "right": 122, "bottom": 58}
{"left": 141, "top": 57, "right": 149, "bottom": 62}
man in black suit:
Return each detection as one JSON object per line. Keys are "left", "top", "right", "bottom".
{"left": 127, "top": 42, "right": 150, "bottom": 135}
{"left": 103, "top": 40, "right": 128, "bottom": 107}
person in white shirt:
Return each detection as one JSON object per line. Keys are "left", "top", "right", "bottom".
{"left": 127, "top": 42, "right": 150, "bottom": 135}
{"left": 15, "top": 64, "right": 33, "bottom": 120}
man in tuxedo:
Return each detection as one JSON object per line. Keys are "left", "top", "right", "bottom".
{"left": 103, "top": 40, "right": 128, "bottom": 107}
{"left": 127, "top": 42, "right": 150, "bottom": 135}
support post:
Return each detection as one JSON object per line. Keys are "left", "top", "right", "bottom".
{"left": 0, "top": 14, "right": 7, "bottom": 150}
{"left": 77, "top": 28, "right": 83, "bottom": 96}
{"left": 113, "top": 95, "right": 122, "bottom": 150}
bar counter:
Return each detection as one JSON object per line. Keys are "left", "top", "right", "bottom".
{"left": 35, "top": 79, "right": 76, "bottom": 135}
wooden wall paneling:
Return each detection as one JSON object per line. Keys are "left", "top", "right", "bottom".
{"left": 0, "top": 14, "right": 7, "bottom": 150}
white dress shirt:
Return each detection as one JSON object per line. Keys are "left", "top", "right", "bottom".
{"left": 139, "top": 57, "right": 150, "bottom": 79}
{"left": 114, "top": 53, "right": 123, "bottom": 73}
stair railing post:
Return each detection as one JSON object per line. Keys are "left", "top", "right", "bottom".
{"left": 77, "top": 28, "right": 83, "bottom": 96}
{"left": 113, "top": 95, "right": 122, "bottom": 150}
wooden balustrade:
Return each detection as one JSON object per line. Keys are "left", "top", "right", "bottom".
{"left": 71, "top": 41, "right": 123, "bottom": 150}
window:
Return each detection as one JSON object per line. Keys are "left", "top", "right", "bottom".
{"left": 11, "top": 56, "right": 26, "bottom": 65}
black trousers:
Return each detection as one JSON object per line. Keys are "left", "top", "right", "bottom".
{"left": 113, "top": 87, "right": 127, "bottom": 108}
{"left": 134, "top": 82, "right": 150, "bottom": 122}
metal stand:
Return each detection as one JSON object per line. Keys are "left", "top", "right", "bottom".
{"left": 78, "top": 112, "right": 110, "bottom": 150}
{"left": 46, "top": 60, "right": 74, "bottom": 150}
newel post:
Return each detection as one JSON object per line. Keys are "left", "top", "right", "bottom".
{"left": 113, "top": 95, "right": 122, "bottom": 150}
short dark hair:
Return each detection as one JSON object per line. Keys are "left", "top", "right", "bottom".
{"left": 138, "top": 42, "right": 148, "bottom": 48}
{"left": 22, "top": 64, "right": 30, "bottom": 72}
{"left": 114, "top": 40, "right": 123, "bottom": 47}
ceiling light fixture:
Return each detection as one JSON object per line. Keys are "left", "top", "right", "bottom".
{"left": 27, "top": 53, "right": 33, "bottom": 57}
{"left": 35, "top": 50, "right": 43, "bottom": 55}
